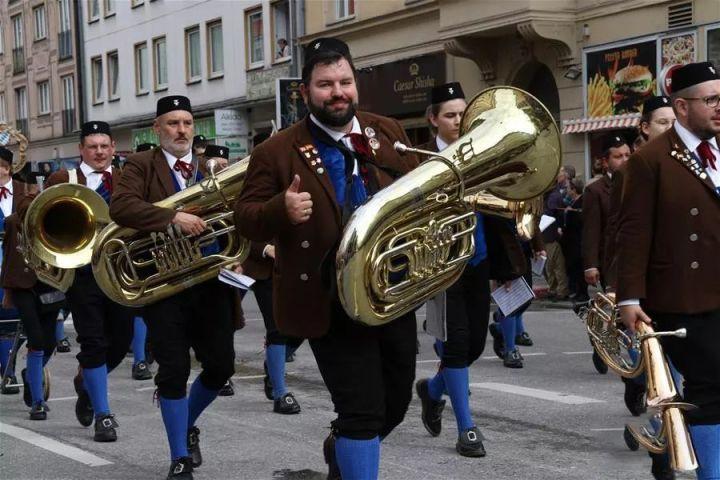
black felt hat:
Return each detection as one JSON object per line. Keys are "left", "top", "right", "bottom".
{"left": 135, "top": 143, "right": 156, "bottom": 153}
{"left": 0, "top": 146, "right": 12, "bottom": 165}
{"left": 430, "top": 82, "right": 465, "bottom": 105}
{"left": 304, "top": 37, "right": 350, "bottom": 64}
{"left": 156, "top": 95, "right": 193, "bottom": 117}
{"left": 204, "top": 144, "right": 229, "bottom": 159}
{"left": 671, "top": 62, "right": 720, "bottom": 93}
{"left": 642, "top": 96, "right": 672, "bottom": 115}
{"left": 601, "top": 133, "right": 628, "bottom": 154}
{"left": 80, "top": 121, "right": 112, "bottom": 141}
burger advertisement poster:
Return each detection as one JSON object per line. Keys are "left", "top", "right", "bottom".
{"left": 585, "top": 39, "right": 657, "bottom": 117}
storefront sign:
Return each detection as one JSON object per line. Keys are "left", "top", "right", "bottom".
{"left": 247, "top": 64, "right": 291, "bottom": 101}
{"left": 216, "top": 136, "right": 249, "bottom": 160}
{"left": 276, "top": 78, "right": 308, "bottom": 129}
{"left": 214, "top": 109, "right": 248, "bottom": 137}
{"left": 585, "top": 39, "right": 657, "bottom": 117}
{"left": 708, "top": 26, "right": 720, "bottom": 69}
{"left": 131, "top": 117, "right": 216, "bottom": 150}
{"left": 357, "top": 53, "right": 445, "bottom": 118}
{"left": 659, "top": 32, "right": 696, "bottom": 95}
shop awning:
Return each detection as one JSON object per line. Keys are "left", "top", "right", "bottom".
{"left": 561, "top": 113, "right": 641, "bottom": 134}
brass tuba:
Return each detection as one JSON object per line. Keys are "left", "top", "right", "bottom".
{"left": 336, "top": 87, "right": 561, "bottom": 326}
{"left": 577, "top": 292, "right": 698, "bottom": 472}
{"left": 91, "top": 157, "right": 250, "bottom": 306}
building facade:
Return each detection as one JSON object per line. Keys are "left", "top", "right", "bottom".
{"left": 82, "top": 0, "right": 301, "bottom": 159}
{"left": 0, "top": 0, "right": 81, "bottom": 174}
{"left": 302, "top": 0, "right": 720, "bottom": 177}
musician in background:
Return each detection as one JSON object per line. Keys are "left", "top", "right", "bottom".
{"left": 111, "top": 96, "right": 236, "bottom": 479}
{"left": 617, "top": 62, "right": 720, "bottom": 480}
{"left": 235, "top": 38, "right": 418, "bottom": 480}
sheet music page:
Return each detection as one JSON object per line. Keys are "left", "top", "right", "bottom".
{"left": 218, "top": 268, "right": 256, "bottom": 290}
{"left": 424, "top": 292, "right": 447, "bottom": 341}
{"left": 491, "top": 277, "right": 535, "bottom": 316}
{"left": 539, "top": 215, "right": 556, "bottom": 232}
{"left": 531, "top": 255, "right": 547, "bottom": 276}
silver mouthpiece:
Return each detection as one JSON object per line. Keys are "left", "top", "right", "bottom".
{"left": 394, "top": 141, "right": 409, "bottom": 153}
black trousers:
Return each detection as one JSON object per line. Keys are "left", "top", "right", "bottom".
{"left": 65, "top": 270, "right": 134, "bottom": 370}
{"left": 651, "top": 309, "right": 720, "bottom": 425}
{"left": 442, "top": 259, "right": 491, "bottom": 368}
{"left": 12, "top": 288, "right": 60, "bottom": 356}
{"left": 309, "top": 302, "right": 417, "bottom": 440}
{"left": 144, "top": 279, "right": 235, "bottom": 399}
{"left": 253, "top": 278, "right": 302, "bottom": 348}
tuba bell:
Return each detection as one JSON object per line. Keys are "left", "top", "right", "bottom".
{"left": 336, "top": 87, "right": 561, "bottom": 326}
{"left": 576, "top": 293, "right": 698, "bottom": 472}
{"left": 91, "top": 157, "right": 250, "bottom": 306}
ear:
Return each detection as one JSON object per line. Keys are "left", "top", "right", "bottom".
{"left": 152, "top": 119, "right": 160, "bottom": 135}
{"left": 429, "top": 113, "right": 440, "bottom": 129}
{"left": 299, "top": 83, "right": 309, "bottom": 105}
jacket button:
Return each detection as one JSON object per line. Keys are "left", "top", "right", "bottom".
{"left": 690, "top": 261, "right": 699, "bottom": 269}
{"left": 301, "top": 240, "right": 310, "bottom": 249}
{"left": 23, "top": 268, "right": 29, "bottom": 273}
{"left": 299, "top": 273, "right": 309, "bottom": 281}
{"left": 690, "top": 208, "right": 699, "bottom": 216}
{"left": 690, "top": 233, "right": 698, "bottom": 242}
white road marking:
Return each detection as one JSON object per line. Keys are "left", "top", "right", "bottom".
{"left": 481, "top": 352, "right": 548, "bottom": 360}
{"left": 591, "top": 428, "right": 625, "bottom": 432}
{"left": 469, "top": 382, "right": 605, "bottom": 405}
{"left": 416, "top": 360, "right": 440, "bottom": 364}
{"left": 0, "top": 422, "right": 113, "bottom": 466}
{"left": 563, "top": 351, "right": 593, "bottom": 355}
{"left": 46, "top": 395, "right": 78, "bottom": 402}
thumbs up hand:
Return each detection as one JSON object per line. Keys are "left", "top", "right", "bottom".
{"left": 285, "top": 174, "right": 313, "bottom": 224}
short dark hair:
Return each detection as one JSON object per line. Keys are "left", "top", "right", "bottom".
{"left": 301, "top": 50, "right": 357, "bottom": 86}
{"left": 569, "top": 177, "right": 584, "bottom": 195}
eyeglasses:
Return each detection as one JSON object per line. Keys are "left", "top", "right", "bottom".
{"left": 681, "top": 94, "right": 720, "bottom": 108}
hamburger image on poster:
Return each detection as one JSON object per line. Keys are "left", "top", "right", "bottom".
{"left": 611, "top": 65, "right": 654, "bottom": 114}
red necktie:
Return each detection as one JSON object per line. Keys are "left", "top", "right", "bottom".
{"left": 101, "top": 171, "right": 113, "bottom": 193}
{"left": 345, "top": 133, "right": 371, "bottom": 158}
{"left": 697, "top": 141, "right": 717, "bottom": 171}
{"left": 173, "top": 160, "right": 193, "bottom": 180}
{"left": 0, "top": 186, "right": 10, "bottom": 200}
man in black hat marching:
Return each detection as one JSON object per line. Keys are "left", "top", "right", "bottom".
{"left": 617, "top": 62, "right": 720, "bottom": 480}
{"left": 110, "top": 96, "right": 236, "bottom": 479}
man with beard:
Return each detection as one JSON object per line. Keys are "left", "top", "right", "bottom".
{"left": 617, "top": 62, "right": 720, "bottom": 480}
{"left": 235, "top": 38, "right": 418, "bottom": 479}
{"left": 110, "top": 96, "right": 236, "bottom": 479}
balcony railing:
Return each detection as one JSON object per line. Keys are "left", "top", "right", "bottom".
{"left": 12, "top": 47, "right": 25, "bottom": 74}
{"left": 58, "top": 30, "right": 73, "bottom": 60}
{"left": 62, "top": 108, "right": 76, "bottom": 134}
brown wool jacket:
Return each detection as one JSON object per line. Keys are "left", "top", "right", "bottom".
{"left": 1, "top": 181, "right": 40, "bottom": 290}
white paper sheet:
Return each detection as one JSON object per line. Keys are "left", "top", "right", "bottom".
{"left": 491, "top": 277, "right": 535, "bottom": 317}
{"left": 424, "top": 292, "right": 447, "bottom": 341}
{"left": 218, "top": 268, "right": 256, "bottom": 290}
{"left": 531, "top": 255, "right": 547, "bottom": 276}
{"left": 539, "top": 214, "right": 556, "bottom": 232}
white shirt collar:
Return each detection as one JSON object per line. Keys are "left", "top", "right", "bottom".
{"left": 435, "top": 136, "right": 449, "bottom": 151}
{"left": 1, "top": 179, "right": 13, "bottom": 193}
{"left": 674, "top": 121, "right": 720, "bottom": 154}
{"left": 162, "top": 148, "right": 192, "bottom": 166}
{"left": 310, "top": 114, "right": 361, "bottom": 142}
{"left": 79, "top": 161, "right": 112, "bottom": 177}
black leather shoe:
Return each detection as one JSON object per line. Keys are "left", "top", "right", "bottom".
{"left": 93, "top": 414, "right": 118, "bottom": 442}
{"left": 1, "top": 375, "right": 20, "bottom": 395}
{"left": 623, "top": 377, "right": 647, "bottom": 416}
{"left": 167, "top": 457, "right": 194, "bottom": 479}
{"left": 503, "top": 349, "right": 523, "bottom": 368}
{"left": 56, "top": 337, "right": 71, "bottom": 353}
{"left": 650, "top": 452, "right": 675, "bottom": 480}
{"left": 489, "top": 319, "right": 504, "bottom": 360}
{"left": 274, "top": 392, "right": 301, "bottom": 414}
{"left": 263, "top": 362, "right": 273, "bottom": 401}
{"left": 21, "top": 369, "right": 32, "bottom": 407}
{"left": 415, "top": 378, "right": 445, "bottom": 437}
{"left": 515, "top": 332, "right": 534, "bottom": 346}
{"left": 592, "top": 349, "right": 608, "bottom": 374}
{"left": 218, "top": 379, "right": 234, "bottom": 397}
{"left": 456, "top": 427, "right": 486, "bottom": 457}
{"left": 323, "top": 433, "right": 341, "bottom": 480}
{"left": 74, "top": 374, "right": 94, "bottom": 427}
{"left": 132, "top": 361, "right": 153, "bottom": 380}
{"left": 623, "top": 425, "right": 639, "bottom": 451}
{"left": 187, "top": 426, "right": 202, "bottom": 468}
{"left": 29, "top": 401, "right": 50, "bottom": 420}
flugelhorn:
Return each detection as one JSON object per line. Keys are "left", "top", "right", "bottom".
{"left": 336, "top": 87, "right": 561, "bottom": 326}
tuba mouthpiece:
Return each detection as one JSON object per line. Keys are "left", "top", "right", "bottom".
{"left": 393, "top": 141, "right": 408, "bottom": 153}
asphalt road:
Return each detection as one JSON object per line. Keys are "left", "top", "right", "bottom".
{"left": 0, "top": 294, "right": 690, "bottom": 480}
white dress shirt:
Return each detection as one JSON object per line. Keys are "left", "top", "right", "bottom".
{"left": 435, "top": 136, "right": 449, "bottom": 152}
{"left": 162, "top": 149, "right": 194, "bottom": 190}
{"left": 79, "top": 162, "right": 113, "bottom": 191}
{"left": 0, "top": 179, "right": 13, "bottom": 218}
{"left": 310, "top": 114, "right": 361, "bottom": 175}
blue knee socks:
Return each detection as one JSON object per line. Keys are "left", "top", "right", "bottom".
{"left": 427, "top": 370, "right": 445, "bottom": 401}
{"left": 515, "top": 314, "right": 525, "bottom": 336}
{"left": 442, "top": 367, "right": 474, "bottom": 432}
{"left": 27, "top": 350, "right": 44, "bottom": 405}
{"left": 335, "top": 436, "right": 380, "bottom": 480}
{"left": 132, "top": 317, "right": 147, "bottom": 365}
{"left": 499, "top": 314, "right": 517, "bottom": 353}
{"left": 82, "top": 365, "right": 110, "bottom": 417}
{"left": 55, "top": 320, "right": 65, "bottom": 342}
{"left": 160, "top": 396, "right": 189, "bottom": 461}
{"left": 266, "top": 344, "right": 287, "bottom": 399}
{"left": 187, "top": 377, "right": 219, "bottom": 428}
{"left": 0, "top": 338, "right": 14, "bottom": 376}
{"left": 689, "top": 424, "right": 720, "bottom": 480}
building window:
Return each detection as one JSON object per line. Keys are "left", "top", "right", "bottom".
{"left": 58, "top": 0, "right": 73, "bottom": 59}
{"left": 0, "top": 93, "right": 6, "bottom": 122}
{"left": 246, "top": 9, "right": 263, "bottom": 68}
{"left": 104, "top": 0, "right": 115, "bottom": 16}
{"left": 153, "top": 36, "right": 167, "bottom": 90}
{"left": 272, "top": 0, "right": 290, "bottom": 60}
{"left": 37, "top": 80, "right": 50, "bottom": 115}
{"left": 207, "top": 20, "right": 223, "bottom": 77}
{"left": 107, "top": 50, "right": 119, "bottom": 100}
{"left": 15, "top": 87, "right": 28, "bottom": 134}
{"left": 185, "top": 26, "right": 201, "bottom": 82}
{"left": 134, "top": 42, "right": 149, "bottom": 94}
{"left": 131, "top": 0, "right": 144, "bottom": 8}
{"left": 336, "top": 0, "right": 354, "bottom": 19}
{"left": 91, "top": 56, "right": 103, "bottom": 103}
{"left": 33, "top": 4, "right": 47, "bottom": 41}
{"left": 0, "top": 22, "right": 4, "bottom": 55}
{"left": 88, "top": 0, "right": 100, "bottom": 21}
{"left": 61, "top": 75, "right": 76, "bottom": 133}
{"left": 11, "top": 15, "right": 24, "bottom": 74}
